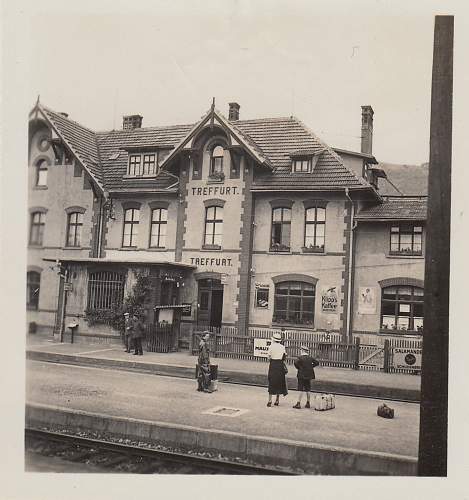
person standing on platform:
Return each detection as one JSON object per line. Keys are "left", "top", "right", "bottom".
{"left": 197, "top": 332, "right": 212, "bottom": 393}
{"left": 266, "top": 332, "right": 288, "bottom": 407}
{"left": 132, "top": 313, "right": 144, "bottom": 355}
{"left": 123, "top": 312, "right": 133, "bottom": 353}
{"left": 292, "top": 345, "right": 319, "bottom": 409}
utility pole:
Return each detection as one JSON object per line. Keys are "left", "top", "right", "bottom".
{"left": 418, "top": 15, "right": 453, "bottom": 476}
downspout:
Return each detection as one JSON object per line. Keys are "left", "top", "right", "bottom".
{"left": 344, "top": 188, "right": 356, "bottom": 341}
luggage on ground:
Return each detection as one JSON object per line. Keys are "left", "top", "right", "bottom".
{"left": 377, "top": 403, "right": 394, "bottom": 419}
{"left": 314, "top": 394, "right": 335, "bottom": 411}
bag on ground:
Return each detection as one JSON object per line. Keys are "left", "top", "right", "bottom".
{"left": 314, "top": 394, "right": 335, "bottom": 411}
{"left": 377, "top": 403, "right": 394, "bottom": 419}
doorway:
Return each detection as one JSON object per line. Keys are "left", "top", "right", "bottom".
{"left": 197, "top": 278, "right": 224, "bottom": 329}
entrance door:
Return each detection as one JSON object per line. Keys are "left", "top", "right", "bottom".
{"left": 197, "top": 279, "right": 224, "bottom": 329}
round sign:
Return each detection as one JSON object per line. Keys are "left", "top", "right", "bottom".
{"left": 404, "top": 353, "right": 416, "bottom": 366}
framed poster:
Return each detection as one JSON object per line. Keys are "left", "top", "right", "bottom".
{"left": 321, "top": 286, "right": 338, "bottom": 313}
{"left": 358, "top": 287, "right": 377, "bottom": 314}
{"left": 255, "top": 284, "right": 269, "bottom": 308}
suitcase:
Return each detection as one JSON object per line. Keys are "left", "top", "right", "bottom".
{"left": 314, "top": 394, "right": 335, "bottom": 411}
{"left": 377, "top": 403, "right": 394, "bottom": 419}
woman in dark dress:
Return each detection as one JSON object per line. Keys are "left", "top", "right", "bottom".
{"left": 197, "top": 332, "right": 212, "bottom": 393}
{"left": 267, "top": 332, "right": 288, "bottom": 407}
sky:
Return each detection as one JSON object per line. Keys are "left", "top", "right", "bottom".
{"left": 22, "top": 0, "right": 455, "bottom": 166}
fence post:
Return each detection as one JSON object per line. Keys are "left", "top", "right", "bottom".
{"left": 383, "top": 339, "right": 390, "bottom": 373}
{"left": 353, "top": 337, "right": 360, "bottom": 370}
{"left": 214, "top": 333, "right": 219, "bottom": 357}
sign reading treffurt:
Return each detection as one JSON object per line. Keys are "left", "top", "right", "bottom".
{"left": 392, "top": 348, "right": 422, "bottom": 370}
{"left": 191, "top": 186, "right": 239, "bottom": 197}
{"left": 321, "top": 286, "right": 338, "bottom": 313}
{"left": 190, "top": 257, "right": 233, "bottom": 267}
{"left": 253, "top": 338, "right": 272, "bottom": 358}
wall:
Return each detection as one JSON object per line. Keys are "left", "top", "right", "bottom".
{"left": 28, "top": 124, "right": 95, "bottom": 331}
{"left": 352, "top": 221, "right": 425, "bottom": 333}
{"left": 250, "top": 192, "right": 348, "bottom": 331}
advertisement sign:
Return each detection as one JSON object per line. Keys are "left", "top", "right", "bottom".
{"left": 255, "top": 283, "right": 269, "bottom": 308}
{"left": 321, "top": 286, "right": 338, "bottom": 313}
{"left": 393, "top": 348, "right": 422, "bottom": 370}
{"left": 358, "top": 287, "right": 377, "bottom": 314}
{"left": 181, "top": 303, "right": 192, "bottom": 316}
{"left": 253, "top": 338, "right": 272, "bottom": 358}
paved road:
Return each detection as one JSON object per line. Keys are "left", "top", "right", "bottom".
{"left": 26, "top": 360, "right": 419, "bottom": 458}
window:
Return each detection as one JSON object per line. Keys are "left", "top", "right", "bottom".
{"left": 293, "top": 158, "right": 311, "bottom": 172}
{"left": 150, "top": 208, "right": 167, "bottom": 248}
{"left": 127, "top": 153, "right": 158, "bottom": 176}
{"left": 27, "top": 271, "right": 41, "bottom": 310}
{"left": 128, "top": 155, "right": 142, "bottom": 176}
{"left": 30, "top": 212, "right": 45, "bottom": 245}
{"left": 271, "top": 207, "right": 291, "bottom": 252}
{"left": 304, "top": 207, "right": 325, "bottom": 252}
{"left": 87, "top": 271, "right": 125, "bottom": 310}
{"left": 381, "top": 286, "right": 424, "bottom": 332}
{"left": 273, "top": 281, "right": 315, "bottom": 325}
{"left": 210, "top": 145, "right": 224, "bottom": 175}
{"left": 36, "top": 159, "right": 48, "bottom": 186}
{"left": 122, "top": 208, "right": 139, "bottom": 247}
{"left": 204, "top": 206, "right": 223, "bottom": 247}
{"left": 390, "top": 224, "right": 423, "bottom": 255}
{"left": 66, "top": 212, "right": 83, "bottom": 247}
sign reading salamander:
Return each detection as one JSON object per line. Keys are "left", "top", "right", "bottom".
{"left": 191, "top": 186, "right": 239, "bottom": 196}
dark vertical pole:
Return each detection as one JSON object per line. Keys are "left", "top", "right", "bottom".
{"left": 418, "top": 15, "right": 453, "bottom": 477}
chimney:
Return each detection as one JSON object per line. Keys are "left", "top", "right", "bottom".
{"left": 228, "top": 102, "right": 240, "bottom": 121}
{"left": 123, "top": 114, "right": 143, "bottom": 130}
{"left": 361, "top": 105, "right": 374, "bottom": 155}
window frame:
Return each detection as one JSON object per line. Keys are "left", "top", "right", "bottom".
{"left": 292, "top": 158, "right": 312, "bottom": 173}
{"left": 127, "top": 152, "right": 158, "bottom": 177}
{"left": 203, "top": 205, "right": 223, "bottom": 248}
{"left": 29, "top": 211, "right": 45, "bottom": 246}
{"left": 27, "top": 271, "right": 41, "bottom": 310}
{"left": 210, "top": 145, "right": 224, "bottom": 176}
{"left": 122, "top": 207, "right": 140, "bottom": 247}
{"left": 270, "top": 207, "right": 292, "bottom": 252}
{"left": 273, "top": 281, "right": 316, "bottom": 326}
{"left": 66, "top": 212, "right": 84, "bottom": 247}
{"left": 36, "top": 159, "right": 49, "bottom": 186}
{"left": 304, "top": 206, "right": 326, "bottom": 252}
{"left": 87, "top": 270, "right": 125, "bottom": 311}
{"left": 149, "top": 207, "right": 168, "bottom": 248}
{"left": 380, "top": 285, "right": 424, "bottom": 333}
{"left": 389, "top": 223, "right": 423, "bottom": 256}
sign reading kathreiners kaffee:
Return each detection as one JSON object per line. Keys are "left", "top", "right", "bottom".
{"left": 392, "top": 348, "right": 422, "bottom": 370}
{"left": 321, "top": 286, "right": 338, "bottom": 313}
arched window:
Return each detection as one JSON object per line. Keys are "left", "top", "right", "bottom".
{"left": 87, "top": 271, "right": 125, "bottom": 310}
{"left": 36, "top": 159, "right": 48, "bottom": 186}
{"left": 27, "top": 271, "right": 41, "bottom": 310}
{"left": 204, "top": 206, "right": 223, "bottom": 247}
{"left": 66, "top": 212, "right": 84, "bottom": 247}
{"left": 304, "top": 207, "right": 326, "bottom": 251}
{"left": 30, "top": 212, "right": 45, "bottom": 245}
{"left": 150, "top": 208, "right": 167, "bottom": 248}
{"left": 273, "top": 281, "right": 316, "bottom": 326}
{"left": 271, "top": 207, "right": 291, "bottom": 252}
{"left": 381, "top": 285, "right": 424, "bottom": 332}
{"left": 210, "top": 145, "right": 224, "bottom": 175}
{"left": 122, "top": 208, "right": 140, "bottom": 247}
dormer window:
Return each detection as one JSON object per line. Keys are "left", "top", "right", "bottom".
{"left": 127, "top": 153, "right": 158, "bottom": 177}
{"left": 293, "top": 158, "right": 311, "bottom": 173}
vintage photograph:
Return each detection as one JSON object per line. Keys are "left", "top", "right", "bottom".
{"left": 10, "top": 0, "right": 460, "bottom": 485}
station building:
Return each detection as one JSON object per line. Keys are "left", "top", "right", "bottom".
{"left": 27, "top": 101, "right": 426, "bottom": 347}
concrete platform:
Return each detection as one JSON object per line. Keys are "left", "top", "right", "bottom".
{"left": 26, "top": 359, "right": 419, "bottom": 475}
{"left": 26, "top": 334, "right": 421, "bottom": 401}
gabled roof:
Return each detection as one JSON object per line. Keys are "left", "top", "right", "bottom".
{"left": 30, "top": 103, "right": 376, "bottom": 195}
{"left": 36, "top": 104, "right": 105, "bottom": 191}
{"left": 355, "top": 197, "right": 427, "bottom": 221}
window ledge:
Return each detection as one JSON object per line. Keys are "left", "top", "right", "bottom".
{"left": 202, "top": 244, "right": 222, "bottom": 251}
{"left": 123, "top": 174, "right": 158, "bottom": 180}
{"left": 268, "top": 248, "right": 291, "bottom": 254}
{"left": 271, "top": 323, "right": 316, "bottom": 330}
{"left": 28, "top": 244, "right": 43, "bottom": 249}
{"left": 148, "top": 247, "right": 167, "bottom": 251}
{"left": 387, "top": 253, "right": 423, "bottom": 259}
{"left": 63, "top": 246, "right": 82, "bottom": 250}
{"left": 120, "top": 246, "right": 138, "bottom": 250}
{"left": 302, "top": 247, "right": 325, "bottom": 254}
{"left": 207, "top": 178, "right": 225, "bottom": 184}
{"left": 33, "top": 185, "right": 48, "bottom": 190}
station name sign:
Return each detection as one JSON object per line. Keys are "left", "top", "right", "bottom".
{"left": 190, "top": 257, "right": 233, "bottom": 267}
{"left": 191, "top": 186, "right": 239, "bottom": 196}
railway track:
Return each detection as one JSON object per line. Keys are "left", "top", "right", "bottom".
{"left": 25, "top": 428, "right": 298, "bottom": 475}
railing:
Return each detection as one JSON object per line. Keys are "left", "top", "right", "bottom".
{"left": 146, "top": 323, "right": 173, "bottom": 353}
{"left": 192, "top": 329, "right": 422, "bottom": 374}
